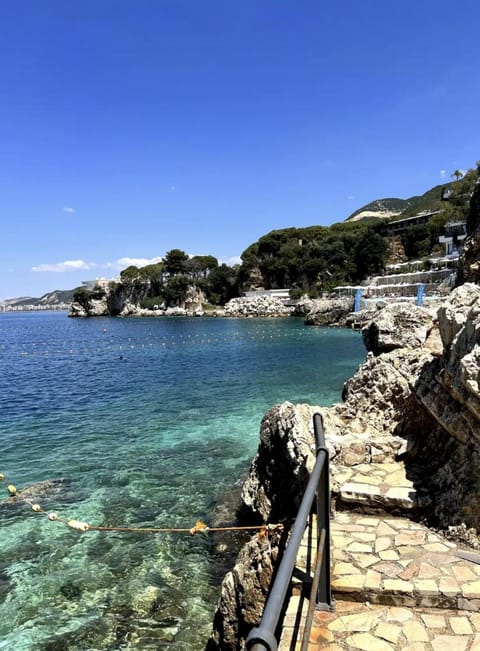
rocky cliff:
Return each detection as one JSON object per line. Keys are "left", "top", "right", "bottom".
{"left": 207, "top": 285, "right": 480, "bottom": 649}
{"left": 457, "top": 180, "right": 480, "bottom": 285}
{"left": 69, "top": 281, "right": 209, "bottom": 317}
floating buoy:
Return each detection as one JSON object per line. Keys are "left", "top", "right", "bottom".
{"left": 68, "top": 519, "right": 89, "bottom": 532}
{"left": 7, "top": 484, "right": 16, "bottom": 496}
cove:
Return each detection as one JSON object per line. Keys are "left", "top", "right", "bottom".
{"left": 0, "top": 312, "right": 365, "bottom": 649}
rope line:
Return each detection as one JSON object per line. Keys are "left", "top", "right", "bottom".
{"left": 3, "top": 326, "right": 325, "bottom": 359}
{"left": 0, "top": 474, "right": 282, "bottom": 538}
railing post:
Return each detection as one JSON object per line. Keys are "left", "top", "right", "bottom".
{"left": 313, "top": 412, "right": 333, "bottom": 611}
{"left": 245, "top": 414, "right": 333, "bottom": 650}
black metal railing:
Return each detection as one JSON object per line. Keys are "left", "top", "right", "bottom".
{"left": 245, "top": 412, "right": 334, "bottom": 651}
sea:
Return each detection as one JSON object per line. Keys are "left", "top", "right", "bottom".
{"left": 0, "top": 311, "right": 365, "bottom": 650}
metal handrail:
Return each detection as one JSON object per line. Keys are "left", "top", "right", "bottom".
{"left": 245, "top": 413, "right": 333, "bottom": 651}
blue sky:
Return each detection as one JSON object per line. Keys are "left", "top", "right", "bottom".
{"left": 1, "top": 0, "right": 479, "bottom": 299}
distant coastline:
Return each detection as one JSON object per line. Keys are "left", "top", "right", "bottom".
{"left": 0, "top": 304, "right": 70, "bottom": 313}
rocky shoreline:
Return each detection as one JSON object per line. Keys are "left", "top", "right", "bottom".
{"left": 69, "top": 288, "right": 360, "bottom": 325}
{"left": 206, "top": 283, "right": 480, "bottom": 650}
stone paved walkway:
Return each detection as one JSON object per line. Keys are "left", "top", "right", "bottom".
{"left": 332, "top": 461, "right": 418, "bottom": 513}
{"left": 329, "top": 512, "right": 480, "bottom": 610}
{"left": 277, "top": 459, "right": 480, "bottom": 650}
{"left": 281, "top": 598, "right": 480, "bottom": 650}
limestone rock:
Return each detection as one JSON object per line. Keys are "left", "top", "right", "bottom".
{"left": 437, "top": 283, "right": 480, "bottom": 349}
{"left": 345, "top": 306, "right": 382, "bottom": 330}
{"left": 206, "top": 529, "right": 282, "bottom": 651}
{"left": 362, "top": 303, "right": 435, "bottom": 355}
{"left": 69, "top": 281, "right": 206, "bottom": 317}
{"left": 70, "top": 297, "right": 109, "bottom": 317}
{"left": 304, "top": 298, "right": 354, "bottom": 326}
{"left": 240, "top": 402, "right": 317, "bottom": 523}
{"left": 120, "top": 300, "right": 141, "bottom": 316}
{"left": 68, "top": 302, "right": 88, "bottom": 317}
{"left": 209, "top": 279, "right": 480, "bottom": 647}
{"left": 223, "top": 296, "right": 293, "bottom": 318}
{"left": 164, "top": 306, "right": 187, "bottom": 316}
{"left": 291, "top": 297, "right": 315, "bottom": 316}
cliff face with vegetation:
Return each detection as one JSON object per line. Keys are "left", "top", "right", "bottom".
{"left": 68, "top": 164, "right": 480, "bottom": 317}
{"left": 233, "top": 164, "right": 480, "bottom": 298}
{"left": 69, "top": 279, "right": 210, "bottom": 317}
{"left": 69, "top": 250, "right": 237, "bottom": 317}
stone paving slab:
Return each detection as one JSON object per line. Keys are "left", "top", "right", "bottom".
{"left": 280, "top": 597, "right": 480, "bottom": 650}
{"left": 332, "top": 461, "right": 418, "bottom": 513}
{"left": 295, "top": 512, "right": 480, "bottom": 611}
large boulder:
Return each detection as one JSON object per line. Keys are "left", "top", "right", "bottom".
{"left": 206, "top": 529, "right": 282, "bottom": 651}
{"left": 362, "top": 302, "right": 435, "bottom": 354}
{"left": 240, "top": 402, "right": 317, "bottom": 523}
{"left": 437, "top": 282, "right": 480, "bottom": 350}
{"left": 291, "top": 297, "right": 315, "bottom": 316}
{"left": 339, "top": 347, "right": 434, "bottom": 449}
{"left": 304, "top": 298, "right": 353, "bottom": 326}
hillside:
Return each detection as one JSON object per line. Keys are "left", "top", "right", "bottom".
{"left": 346, "top": 198, "right": 407, "bottom": 222}
{"left": 1, "top": 289, "right": 74, "bottom": 310}
{"left": 6, "top": 164, "right": 479, "bottom": 309}
{"left": 346, "top": 182, "right": 451, "bottom": 222}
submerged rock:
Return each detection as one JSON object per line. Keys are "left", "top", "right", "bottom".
{"left": 0, "top": 478, "right": 68, "bottom": 511}
{"left": 131, "top": 585, "right": 162, "bottom": 617}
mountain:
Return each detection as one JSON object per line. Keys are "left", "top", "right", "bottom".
{"left": 346, "top": 198, "right": 407, "bottom": 222}
{"left": 346, "top": 182, "right": 451, "bottom": 222}
{"left": 1, "top": 289, "right": 75, "bottom": 310}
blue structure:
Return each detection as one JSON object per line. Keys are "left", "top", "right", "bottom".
{"left": 416, "top": 284, "right": 425, "bottom": 306}
{"left": 354, "top": 288, "right": 363, "bottom": 312}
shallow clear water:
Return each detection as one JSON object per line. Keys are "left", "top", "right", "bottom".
{"left": 0, "top": 312, "right": 365, "bottom": 650}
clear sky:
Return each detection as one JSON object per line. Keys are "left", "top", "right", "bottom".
{"left": 1, "top": 0, "right": 479, "bottom": 299}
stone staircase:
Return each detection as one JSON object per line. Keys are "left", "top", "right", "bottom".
{"left": 279, "top": 458, "right": 480, "bottom": 650}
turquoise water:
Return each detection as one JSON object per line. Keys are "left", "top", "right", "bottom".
{"left": 0, "top": 312, "right": 365, "bottom": 650}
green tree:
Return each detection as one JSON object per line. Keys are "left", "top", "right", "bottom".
{"left": 205, "top": 264, "right": 239, "bottom": 305}
{"left": 401, "top": 224, "right": 433, "bottom": 260}
{"left": 187, "top": 255, "right": 218, "bottom": 278}
{"left": 138, "top": 262, "right": 165, "bottom": 281}
{"left": 120, "top": 265, "right": 140, "bottom": 282}
{"left": 73, "top": 286, "right": 92, "bottom": 306}
{"left": 162, "top": 274, "right": 191, "bottom": 306}
{"left": 354, "top": 229, "right": 388, "bottom": 277}
{"left": 442, "top": 165, "right": 480, "bottom": 225}
{"left": 163, "top": 249, "right": 189, "bottom": 275}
